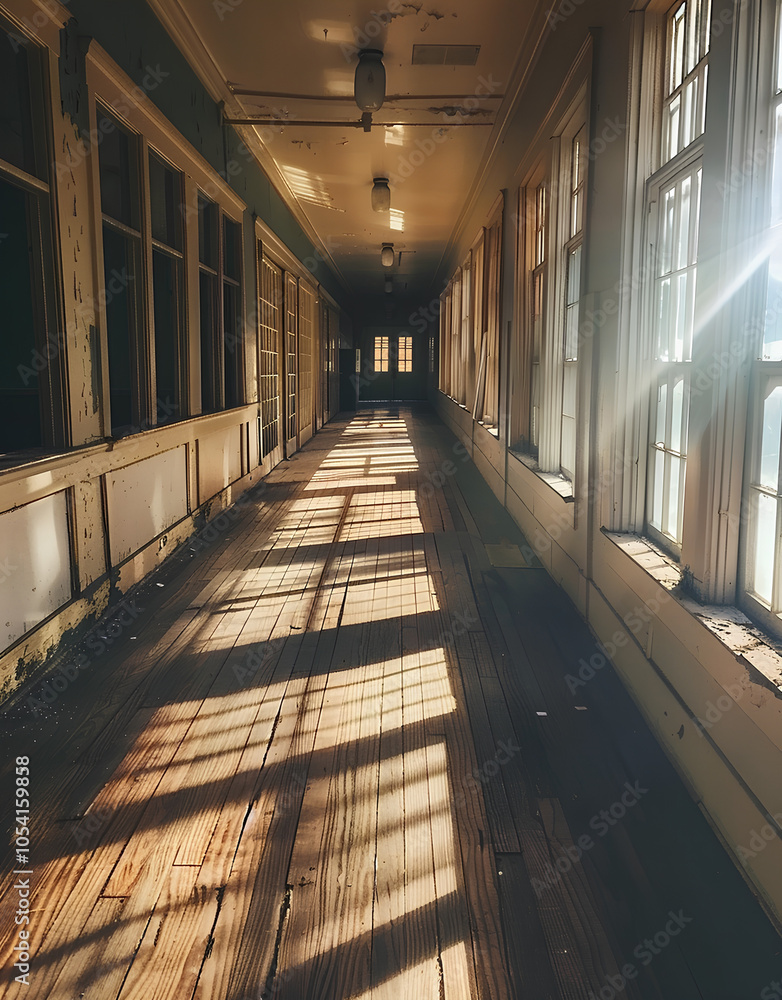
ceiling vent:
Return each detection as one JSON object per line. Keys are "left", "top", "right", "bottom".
{"left": 412, "top": 44, "right": 480, "bottom": 66}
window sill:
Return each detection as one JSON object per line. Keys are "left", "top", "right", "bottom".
{"left": 604, "top": 530, "right": 782, "bottom": 694}
{"left": 509, "top": 448, "right": 575, "bottom": 502}
{"left": 476, "top": 420, "right": 499, "bottom": 438}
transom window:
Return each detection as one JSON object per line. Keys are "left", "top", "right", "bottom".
{"left": 663, "top": 0, "right": 710, "bottom": 163}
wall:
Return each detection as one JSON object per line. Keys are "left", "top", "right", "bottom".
{"left": 431, "top": 0, "right": 782, "bottom": 931}
{"left": 0, "top": 0, "right": 346, "bottom": 702}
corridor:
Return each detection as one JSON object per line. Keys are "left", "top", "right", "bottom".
{"left": 0, "top": 408, "right": 778, "bottom": 999}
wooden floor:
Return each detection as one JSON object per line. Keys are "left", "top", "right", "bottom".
{"left": 0, "top": 407, "right": 780, "bottom": 999}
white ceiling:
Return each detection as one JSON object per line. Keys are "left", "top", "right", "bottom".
{"left": 153, "top": 0, "right": 538, "bottom": 305}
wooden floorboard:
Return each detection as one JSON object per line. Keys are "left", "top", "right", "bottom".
{"left": 0, "top": 407, "right": 779, "bottom": 999}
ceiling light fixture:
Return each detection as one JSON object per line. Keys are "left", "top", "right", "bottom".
{"left": 355, "top": 49, "right": 386, "bottom": 112}
{"left": 381, "top": 243, "right": 394, "bottom": 267}
{"left": 371, "top": 177, "right": 391, "bottom": 212}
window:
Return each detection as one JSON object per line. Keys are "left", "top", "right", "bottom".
{"left": 662, "top": 0, "right": 710, "bottom": 164}
{"left": 374, "top": 336, "right": 390, "bottom": 373}
{"left": 398, "top": 336, "right": 413, "bottom": 373}
{"left": 560, "top": 126, "right": 586, "bottom": 480}
{"left": 97, "top": 107, "right": 145, "bottom": 436}
{"left": 223, "top": 217, "right": 243, "bottom": 409}
{"left": 439, "top": 289, "right": 451, "bottom": 393}
{"left": 518, "top": 101, "right": 587, "bottom": 482}
{"left": 149, "top": 152, "right": 185, "bottom": 425}
{"left": 285, "top": 273, "right": 298, "bottom": 442}
{"left": 198, "top": 199, "right": 244, "bottom": 413}
{"left": 475, "top": 206, "right": 503, "bottom": 428}
{"left": 530, "top": 182, "right": 547, "bottom": 453}
{"left": 741, "top": 0, "right": 782, "bottom": 630}
{"left": 449, "top": 270, "right": 462, "bottom": 401}
{"left": 257, "top": 248, "right": 282, "bottom": 459}
{"left": 198, "top": 195, "right": 220, "bottom": 413}
{"left": 647, "top": 163, "right": 701, "bottom": 545}
{"left": 438, "top": 204, "right": 502, "bottom": 426}
{"left": 97, "top": 106, "right": 205, "bottom": 434}
{"left": 0, "top": 23, "right": 65, "bottom": 457}
{"left": 643, "top": 0, "right": 709, "bottom": 550}
{"left": 298, "top": 280, "right": 316, "bottom": 434}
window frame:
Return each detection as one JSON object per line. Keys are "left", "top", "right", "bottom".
{"left": 0, "top": 16, "right": 68, "bottom": 460}
{"left": 643, "top": 146, "right": 703, "bottom": 554}
{"left": 738, "top": 0, "right": 782, "bottom": 635}
{"left": 86, "top": 48, "right": 247, "bottom": 434}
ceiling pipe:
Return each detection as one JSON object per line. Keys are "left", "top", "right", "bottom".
{"left": 221, "top": 115, "right": 494, "bottom": 127}
{"left": 227, "top": 86, "right": 506, "bottom": 102}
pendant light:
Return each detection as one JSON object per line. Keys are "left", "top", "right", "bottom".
{"left": 355, "top": 50, "right": 386, "bottom": 113}
{"left": 371, "top": 177, "right": 391, "bottom": 212}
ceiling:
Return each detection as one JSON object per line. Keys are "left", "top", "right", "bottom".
{"left": 151, "top": 0, "right": 538, "bottom": 308}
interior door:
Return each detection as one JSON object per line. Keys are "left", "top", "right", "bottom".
{"left": 362, "top": 332, "right": 426, "bottom": 402}
{"left": 389, "top": 334, "right": 426, "bottom": 401}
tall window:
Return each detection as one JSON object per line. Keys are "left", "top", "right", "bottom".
{"left": 530, "top": 183, "right": 547, "bottom": 454}
{"left": 258, "top": 249, "right": 282, "bottom": 459}
{"left": 477, "top": 207, "right": 503, "bottom": 428}
{"left": 0, "top": 24, "right": 64, "bottom": 456}
{"left": 149, "top": 152, "right": 185, "bottom": 425}
{"left": 298, "top": 280, "right": 316, "bottom": 433}
{"left": 525, "top": 102, "right": 587, "bottom": 481}
{"left": 648, "top": 163, "right": 701, "bottom": 545}
{"left": 285, "top": 273, "right": 298, "bottom": 442}
{"left": 450, "top": 270, "right": 462, "bottom": 402}
{"left": 198, "top": 199, "right": 243, "bottom": 413}
{"left": 742, "top": 2, "right": 782, "bottom": 630}
{"left": 223, "top": 217, "right": 243, "bottom": 409}
{"left": 198, "top": 195, "right": 220, "bottom": 413}
{"left": 439, "top": 288, "right": 452, "bottom": 394}
{"left": 644, "top": 0, "right": 709, "bottom": 550}
{"left": 561, "top": 127, "right": 585, "bottom": 480}
{"left": 97, "top": 107, "right": 145, "bottom": 436}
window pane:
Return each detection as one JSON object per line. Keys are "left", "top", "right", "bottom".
{"left": 675, "top": 174, "right": 691, "bottom": 270}
{"left": 652, "top": 448, "right": 665, "bottom": 530}
{"left": 760, "top": 385, "right": 782, "bottom": 490}
{"left": 753, "top": 492, "right": 778, "bottom": 604}
{"left": 671, "top": 377, "right": 685, "bottom": 453}
{"left": 200, "top": 270, "right": 219, "bottom": 413}
{"left": 198, "top": 195, "right": 218, "bottom": 269}
{"left": 97, "top": 112, "right": 137, "bottom": 229}
{"left": 224, "top": 282, "right": 242, "bottom": 409}
{"left": 0, "top": 29, "right": 35, "bottom": 175}
{"left": 763, "top": 242, "right": 782, "bottom": 360}
{"left": 656, "top": 381, "right": 668, "bottom": 445}
{"left": 223, "top": 217, "right": 241, "bottom": 281}
{"left": 149, "top": 153, "right": 182, "bottom": 251}
{"left": 374, "top": 336, "right": 389, "bottom": 373}
{"left": 667, "top": 454, "right": 681, "bottom": 538}
{"left": 102, "top": 225, "right": 139, "bottom": 435}
{"left": 399, "top": 336, "right": 413, "bottom": 373}
{"left": 0, "top": 178, "right": 42, "bottom": 451}
{"left": 663, "top": 0, "right": 708, "bottom": 164}
{"left": 153, "top": 251, "right": 181, "bottom": 425}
